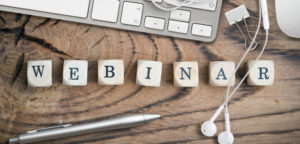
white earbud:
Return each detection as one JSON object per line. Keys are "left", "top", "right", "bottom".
{"left": 218, "top": 112, "right": 234, "bottom": 144}
{"left": 201, "top": 104, "right": 225, "bottom": 137}
{"left": 201, "top": 121, "right": 217, "bottom": 137}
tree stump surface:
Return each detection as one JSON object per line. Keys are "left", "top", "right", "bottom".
{"left": 1, "top": 0, "right": 300, "bottom": 143}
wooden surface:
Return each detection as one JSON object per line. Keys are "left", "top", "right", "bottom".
{"left": 1, "top": 0, "right": 300, "bottom": 143}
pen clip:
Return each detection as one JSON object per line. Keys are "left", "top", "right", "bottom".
{"left": 27, "top": 124, "right": 72, "bottom": 134}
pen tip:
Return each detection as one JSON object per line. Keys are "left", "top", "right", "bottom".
{"left": 8, "top": 137, "right": 19, "bottom": 144}
{"left": 144, "top": 114, "right": 161, "bottom": 122}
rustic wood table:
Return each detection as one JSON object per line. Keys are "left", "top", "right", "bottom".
{"left": 1, "top": 0, "right": 300, "bottom": 143}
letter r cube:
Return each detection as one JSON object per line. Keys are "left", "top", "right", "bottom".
{"left": 248, "top": 60, "right": 274, "bottom": 86}
{"left": 27, "top": 60, "right": 52, "bottom": 87}
{"left": 98, "top": 60, "right": 124, "bottom": 85}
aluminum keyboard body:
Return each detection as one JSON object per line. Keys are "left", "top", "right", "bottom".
{"left": 0, "top": 0, "right": 223, "bottom": 42}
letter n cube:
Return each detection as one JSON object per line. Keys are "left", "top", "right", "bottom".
{"left": 27, "top": 60, "right": 52, "bottom": 87}
{"left": 98, "top": 60, "right": 124, "bottom": 85}
{"left": 173, "top": 61, "right": 199, "bottom": 87}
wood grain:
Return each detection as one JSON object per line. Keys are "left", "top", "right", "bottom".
{"left": 1, "top": 0, "right": 300, "bottom": 143}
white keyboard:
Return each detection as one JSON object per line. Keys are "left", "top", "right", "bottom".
{"left": 0, "top": 0, "right": 223, "bottom": 42}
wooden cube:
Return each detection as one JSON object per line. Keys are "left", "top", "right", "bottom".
{"left": 27, "top": 60, "right": 52, "bottom": 87}
{"left": 63, "top": 60, "right": 88, "bottom": 86}
{"left": 209, "top": 61, "right": 235, "bottom": 86}
{"left": 98, "top": 60, "right": 124, "bottom": 85}
{"left": 173, "top": 61, "right": 199, "bottom": 87}
{"left": 136, "top": 60, "right": 162, "bottom": 87}
{"left": 248, "top": 60, "right": 274, "bottom": 86}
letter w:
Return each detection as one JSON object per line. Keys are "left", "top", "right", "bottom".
{"left": 32, "top": 65, "right": 45, "bottom": 77}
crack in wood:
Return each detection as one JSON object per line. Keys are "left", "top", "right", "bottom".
{"left": 51, "top": 20, "right": 60, "bottom": 26}
{"left": 144, "top": 33, "right": 159, "bottom": 61}
{"left": 0, "top": 16, "right": 6, "bottom": 25}
{"left": 15, "top": 14, "right": 22, "bottom": 22}
{"left": 15, "top": 15, "right": 30, "bottom": 46}
{"left": 32, "top": 18, "right": 50, "bottom": 32}
{"left": 91, "top": 35, "right": 107, "bottom": 48}
{"left": 170, "top": 38, "right": 182, "bottom": 61}
{"left": 11, "top": 53, "right": 24, "bottom": 84}
{"left": 199, "top": 45, "right": 223, "bottom": 61}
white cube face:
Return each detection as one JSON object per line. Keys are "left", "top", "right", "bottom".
{"left": 173, "top": 62, "right": 199, "bottom": 87}
{"left": 136, "top": 60, "right": 162, "bottom": 87}
{"left": 209, "top": 61, "right": 235, "bottom": 86}
{"left": 63, "top": 60, "right": 88, "bottom": 86}
{"left": 248, "top": 60, "right": 274, "bottom": 86}
{"left": 98, "top": 60, "right": 124, "bottom": 85}
{"left": 27, "top": 60, "right": 52, "bottom": 87}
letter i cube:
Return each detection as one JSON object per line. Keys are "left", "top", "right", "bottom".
{"left": 63, "top": 60, "right": 88, "bottom": 86}
{"left": 27, "top": 60, "right": 52, "bottom": 87}
{"left": 98, "top": 60, "right": 124, "bottom": 85}
{"left": 248, "top": 60, "right": 274, "bottom": 86}
{"left": 136, "top": 60, "right": 162, "bottom": 87}
{"left": 209, "top": 61, "right": 235, "bottom": 86}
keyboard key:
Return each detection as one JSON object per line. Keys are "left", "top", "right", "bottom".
{"left": 166, "top": 0, "right": 217, "bottom": 11}
{"left": 121, "top": 2, "right": 144, "bottom": 26}
{"left": 92, "top": 0, "right": 120, "bottom": 22}
{"left": 192, "top": 24, "right": 212, "bottom": 37}
{"left": 170, "top": 10, "right": 190, "bottom": 22}
{"left": 145, "top": 0, "right": 163, "bottom": 3}
{"left": 168, "top": 20, "right": 189, "bottom": 33}
{"left": 145, "top": 17, "right": 165, "bottom": 30}
{"left": 0, "top": 0, "right": 89, "bottom": 18}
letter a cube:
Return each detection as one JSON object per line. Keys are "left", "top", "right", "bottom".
{"left": 136, "top": 60, "right": 162, "bottom": 87}
{"left": 173, "top": 62, "right": 199, "bottom": 87}
{"left": 63, "top": 60, "right": 88, "bottom": 86}
{"left": 209, "top": 61, "right": 235, "bottom": 86}
{"left": 27, "top": 60, "right": 52, "bottom": 87}
{"left": 98, "top": 60, "right": 124, "bottom": 85}
{"left": 248, "top": 60, "right": 274, "bottom": 86}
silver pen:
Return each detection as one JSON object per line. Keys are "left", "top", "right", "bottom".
{"left": 9, "top": 114, "right": 160, "bottom": 144}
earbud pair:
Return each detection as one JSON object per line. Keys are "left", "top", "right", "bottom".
{"left": 200, "top": 104, "right": 234, "bottom": 144}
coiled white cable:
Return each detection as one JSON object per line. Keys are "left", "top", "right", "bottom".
{"left": 151, "top": 0, "right": 214, "bottom": 11}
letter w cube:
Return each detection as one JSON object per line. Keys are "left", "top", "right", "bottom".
{"left": 27, "top": 60, "right": 52, "bottom": 87}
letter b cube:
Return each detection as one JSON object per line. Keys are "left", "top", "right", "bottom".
{"left": 63, "top": 60, "right": 88, "bottom": 86}
{"left": 27, "top": 60, "right": 52, "bottom": 87}
{"left": 98, "top": 60, "right": 124, "bottom": 85}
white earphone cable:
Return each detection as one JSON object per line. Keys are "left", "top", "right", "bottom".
{"left": 224, "top": 1, "right": 269, "bottom": 115}
{"left": 225, "top": 29, "right": 268, "bottom": 113}
{"left": 151, "top": 0, "right": 214, "bottom": 11}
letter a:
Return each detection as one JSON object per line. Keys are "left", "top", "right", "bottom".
{"left": 216, "top": 68, "right": 227, "bottom": 80}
